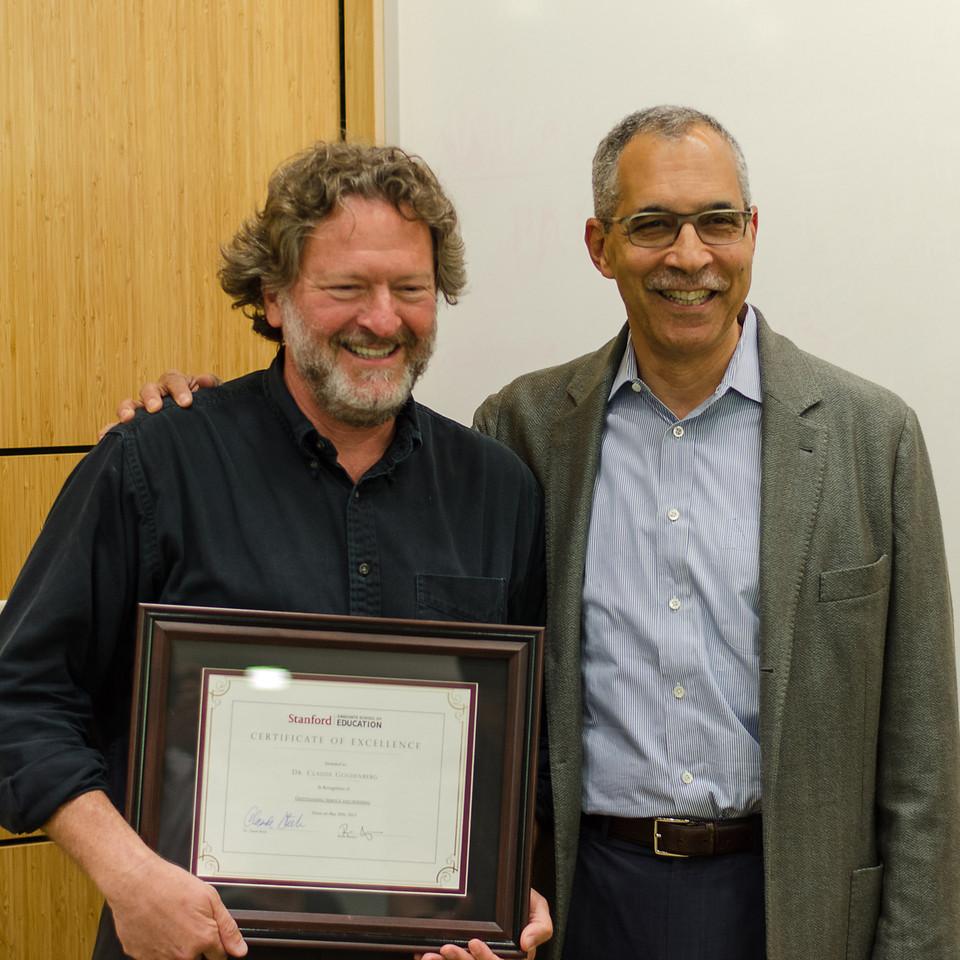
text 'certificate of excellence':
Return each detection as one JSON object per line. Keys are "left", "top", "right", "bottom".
{"left": 191, "top": 670, "right": 478, "bottom": 895}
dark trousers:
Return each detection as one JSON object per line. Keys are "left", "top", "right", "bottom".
{"left": 562, "top": 818, "right": 766, "bottom": 960}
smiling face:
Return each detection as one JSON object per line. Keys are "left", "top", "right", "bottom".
{"left": 264, "top": 197, "right": 437, "bottom": 429}
{"left": 585, "top": 125, "right": 757, "bottom": 368}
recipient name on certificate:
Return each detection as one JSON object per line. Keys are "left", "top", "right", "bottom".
{"left": 191, "top": 669, "right": 478, "bottom": 895}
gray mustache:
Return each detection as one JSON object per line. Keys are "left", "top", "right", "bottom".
{"left": 645, "top": 270, "right": 729, "bottom": 292}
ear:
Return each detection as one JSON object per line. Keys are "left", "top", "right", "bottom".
{"left": 584, "top": 218, "right": 617, "bottom": 279}
{"left": 263, "top": 286, "right": 283, "bottom": 331}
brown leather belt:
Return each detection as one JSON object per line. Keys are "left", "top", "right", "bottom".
{"left": 585, "top": 814, "right": 762, "bottom": 858}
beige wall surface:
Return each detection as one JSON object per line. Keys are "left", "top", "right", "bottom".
{"left": 1, "top": 1, "right": 377, "bottom": 956}
{"left": 384, "top": 0, "right": 960, "bottom": 687}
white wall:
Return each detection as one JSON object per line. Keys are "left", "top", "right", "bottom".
{"left": 383, "top": 0, "right": 959, "bottom": 666}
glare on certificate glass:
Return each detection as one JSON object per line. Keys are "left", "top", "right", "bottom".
{"left": 244, "top": 666, "right": 292, "bottom": 690}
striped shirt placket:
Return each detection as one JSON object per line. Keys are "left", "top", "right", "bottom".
{"left": 581, "top": 307, "right": 763, "bottom": 820}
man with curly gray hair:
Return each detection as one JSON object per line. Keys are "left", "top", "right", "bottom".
{"left": 221, "top": 141, "right": 466, "bottom": 433}
{"left": 0, "top": 142, "right": 552, "bottom": 960}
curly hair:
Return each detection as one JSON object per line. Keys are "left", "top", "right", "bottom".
{"left": 219, "top": 142, "right": 466, "bottom": 342}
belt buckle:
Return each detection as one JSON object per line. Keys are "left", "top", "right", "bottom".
{"left": 653, "top": 817, "right": 691, "bottom": 858}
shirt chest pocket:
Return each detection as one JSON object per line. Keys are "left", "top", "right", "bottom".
{"left": 415, "top": 573, "right": 507, "bottom": 623}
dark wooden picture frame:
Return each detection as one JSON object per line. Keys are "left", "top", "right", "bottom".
{"left": 126, "top": 604, "right": 543, "bottom": 956}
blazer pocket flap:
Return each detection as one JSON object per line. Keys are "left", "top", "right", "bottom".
{"left": 819, "top": 554, "right": 890, "bottom": 602}
{"left": 416, "top": 574, "right": 506, "bottom": 623}
{"left": 846, "top": 863, "right": 883, "bottom": 959}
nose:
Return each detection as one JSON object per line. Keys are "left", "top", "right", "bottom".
{"left": 357, "top": 285, "right": 403, "bottom": 338}
{"left": 663, "top": 222, "right": 713, "bottom": 273}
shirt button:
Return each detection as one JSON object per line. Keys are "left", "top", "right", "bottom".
{"left": 668, "top": 597, "right": 681, "bottom": 611}
{"left": 667, "top": 508, "right": 680, "bottom": 522}
{"left": 357, "top": 562, "right": 371, "bottom": 577}
{"left": 631, "top": 380, "right": 643, "bottom": 393}
{"left": 354, "top": 489, "right": 361, "bottom": 499}
{"left": 681, "top": 770, "right": 694, "bottom": 785}
{"left": 308, "top": 459, "right": 318, "bottom": 470}
{"left": 672, "top": 424, "right": 685, "bottom": 438}
{"left": 673, "top": 684, "right": 685, "bottom": 699}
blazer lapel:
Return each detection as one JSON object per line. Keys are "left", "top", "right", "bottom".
{"left": 756, "top": 313, "right": 828, "bottom": 797}
{"left": 543, "top": 327, "right": 627, "bottom": 829}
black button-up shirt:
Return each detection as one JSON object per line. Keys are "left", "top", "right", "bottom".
{"left": 0, "top": 353, "right": 544, "bottom": 834}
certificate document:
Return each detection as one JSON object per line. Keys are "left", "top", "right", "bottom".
{"left": 191, "top": 669, "right": 478, "bottom": 894}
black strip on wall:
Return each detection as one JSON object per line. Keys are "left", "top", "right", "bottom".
{"left": 0, "top": 834, "right": 51, "bottom": 849}
{"left": 0, "top": 445, "right": 94, "bottom": 458}
{"left": 338, "top": 0, "right": 347, "bottom": 139}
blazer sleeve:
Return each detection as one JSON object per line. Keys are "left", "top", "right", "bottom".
{"left": 872, "top": 408, "right": 959, "bottom": 957}
{"left": 472, "top": 392, "right": 502, "bottom": 440}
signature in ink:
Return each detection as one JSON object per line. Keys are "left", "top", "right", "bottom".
{"left": 336, "top": 823, "right": 384, "bottom": 841}
{"left": 244, "top": 806, "right": 304, "bottom": 831}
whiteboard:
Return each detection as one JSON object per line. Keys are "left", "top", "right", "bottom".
{"left": 383, "top": 0, "right": 960, "bottom": 667}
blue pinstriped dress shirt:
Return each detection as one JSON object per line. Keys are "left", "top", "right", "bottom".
{"left": 581, "top": 307, "right": 763, "bottom": 820}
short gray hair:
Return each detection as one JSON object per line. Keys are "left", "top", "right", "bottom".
{"left": 592, "top": 105, "right": 751, "bottom": 221}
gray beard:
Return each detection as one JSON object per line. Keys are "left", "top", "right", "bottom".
{"left": 280, "top": 297, "right": 435, "bottom": 428}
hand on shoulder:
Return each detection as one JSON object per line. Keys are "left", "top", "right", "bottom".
{"left": 98, "top": 370, "right": 222, "bottom": 439}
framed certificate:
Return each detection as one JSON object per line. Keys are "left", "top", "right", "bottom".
{"left": 126, "top": 604, "right": 544, "bottom": 956}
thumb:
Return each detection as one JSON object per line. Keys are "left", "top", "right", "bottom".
{"left": 212, "top": 895, "right": 248, "bottom": 956}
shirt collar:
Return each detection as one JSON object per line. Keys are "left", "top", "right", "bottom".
{"left": 609, "top": 304, "right": 762, "bottom": 405}
{"left": 263, "top": 348, "right": 423, "bottom": 468}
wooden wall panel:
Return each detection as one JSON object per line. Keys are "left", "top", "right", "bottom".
{"left": 0, "top": 840, "right": 102, "bottom": 958}
{"left": 0, "top": 828, "right": 41, "bottom": 842}
{"left": 0, "top": 2, "right": 380, "bottom": 955}
{"left": 0, "top": 453, "right": 85, "bottom": 598}
{"left": 1, "top": 0, "right": 342, "bottom": 448}
{"left": 344, "top": 0, "right": 384, "bottom": 143}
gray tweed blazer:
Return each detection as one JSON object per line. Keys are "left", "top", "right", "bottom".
{"left": 473, "top": 313, "right": 959, "bottom": 960}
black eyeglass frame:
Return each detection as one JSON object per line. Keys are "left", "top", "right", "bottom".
{"left": 602, "top": 208, "right": 755, "bottom": 248}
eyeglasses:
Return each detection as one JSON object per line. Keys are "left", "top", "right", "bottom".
{"left": 605, "top": 208, "right": 754, "bottom": 248}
